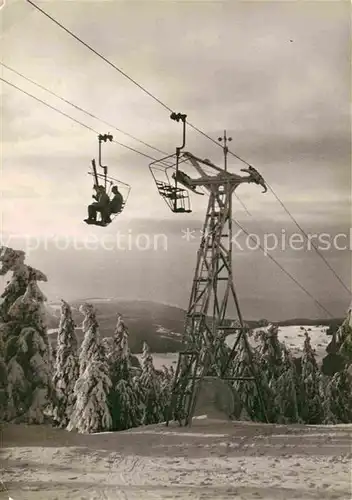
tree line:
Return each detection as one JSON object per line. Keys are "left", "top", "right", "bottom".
{"left": 0, "top": 246, "right": 351, "bottom": 432}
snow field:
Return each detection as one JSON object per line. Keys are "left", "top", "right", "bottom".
{"left": 2, "top": 422, "right": 352, "bottom": 500}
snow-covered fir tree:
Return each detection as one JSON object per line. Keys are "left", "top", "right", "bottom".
{"left": 77, "top": 303, "right": 104, "bottom": 375}
{"left": 0, "top": 246, "right": 51, "bottom": 419}
{"left": 231, "top": 335, "right": 271, "bottom": 422}
{"left": 51, "top": 300, "right": 79, "bottom": 428}
{"left": 272, "top": 346, "right": 301, "bottom": 423}
{"left": 158, "top": 364, "right": 175, "bottom": 422}
{"left": 170, "top": 355, "right": 190, "bottom": 424}
{"left": 138, "top": 342, "right": 162, "bottom": 425}
{"left": 114, "top": 313, "right": 127, "bottom": 337}
{"left": 255, "top": 324, "right": 289, "bottom": 422}
{"left": 256, "top": 324, "right": 285, "bottom": 380}
{"left": 112, "top": 378, "right": 141, "bottom": 430}
{"left": 336, "top": 302, "right": 352, "bottom": 363}
{"left": 0, "top": 246, "right": 27, "bottom": 322}
{"left": 67, "top": 303, "right": 112, "bottom": 434}
{"left": 320, "top": 373, "right": 338, "bottom": 424}
{"left": 299, "top": 329, "right": 324, "bottom": 424}
{"left": 101, "top": 336, "right": 114, "bottom": 358}
{"left": 109, "top": 315, "right": 131, "bottom": 380}
{"left": 257, "top": 318, "right": 270, "bottom": 328}
{"left": 323, "top": 303, "right": 352, "bottom": 423}
{"left": 323, "top": 366, "right": 352, "bottom": 423}
{"left": 1, "top": 247, "right": 52, "bottom": 423}
{"left": 5, "top": 275, "right": 52, "bottom": 423}
{"left": 209, "top": 332, "right": 233, "bottom": 376}
{"left": 108, "top": 314, "right": 141, "bottom": 430}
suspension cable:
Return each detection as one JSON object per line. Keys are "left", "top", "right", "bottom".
{"left": 231, "top": 217, "right": 335, "bottom": 318}
{"left": 228, "top": 146, "right": 351, "bottom": 295}
{"left": 24, "top": 0, "right": 237, "bottom": 155}
{"left": 0, "top": 62, "right": 169, "bottom": 157}
{"left": 0, "top": 77, "right": 166, "bottom": 162}
{"left": 266, "top": 182, "right": 351, "bottom": 295}
{"left": 25, "top": 0, "right": 174, "bottom": 113}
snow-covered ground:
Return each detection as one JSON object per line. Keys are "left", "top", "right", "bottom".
{"left": 135, "top": 352, "right": 179, "bottom": 371}
{"left": 48, "top": 327, "right": 82, "bottom": 335}
{"left": 135, "top": 325, "right": 330, "bottom": 371}
{"left": 1, "top": 418, "right": 351, "bottom": 499}
{"left": 155, "top": 324, "right": 182, "bottom": 338}
{"left": 227, "top": 325, "right": 330, "bottom": 360}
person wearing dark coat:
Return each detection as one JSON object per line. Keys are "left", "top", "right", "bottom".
{"left": 86, "top": 185, "right": 110, "bottom": 223}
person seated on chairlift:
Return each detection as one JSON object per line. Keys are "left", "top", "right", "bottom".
{"left": 108, "top": 186, "right": 124, "bottom": 216}
{"left": 86, "top": 185, "right": 110, "bottom": 223}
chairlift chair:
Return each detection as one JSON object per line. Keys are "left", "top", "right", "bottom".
{"left": 84, "top": 133, "right": 131, "bottom": 227}
{"left": 149, "top": 112, "right": 197, "bottom": 214}
{"left": 86, "top": 169, "right": 131, "bottom": 226}
{"left": 149, "top": 154, "right": 192, "bottom": 213}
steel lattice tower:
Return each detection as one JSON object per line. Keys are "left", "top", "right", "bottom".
{"left": 163, "top": 142, "right": 268, "bottom": 426}
{"left": 149, "top": 116, "right": 268, "bottom": 427}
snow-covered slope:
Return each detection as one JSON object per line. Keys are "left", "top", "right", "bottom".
{"left": 45, "top": 299, "right": 185, "bottom": 353}
{"left": 2, "top": 419, "right": 351, "bottom": 499}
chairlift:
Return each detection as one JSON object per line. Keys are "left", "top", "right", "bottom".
{"left": 84, "top": 134, "right": 131, "bottom": 227}
{"left": 149, "top": 154, "right": 192, "bottom": 213}
{"left": 149, "top": 112, "right": 201, "bottom": 214}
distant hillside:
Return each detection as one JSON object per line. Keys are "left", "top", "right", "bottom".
{"left": 45, "top": 298, "right": 343, "bottom": 353}
{"left": 46, "top": 299, "right": 185, "bottom": 353}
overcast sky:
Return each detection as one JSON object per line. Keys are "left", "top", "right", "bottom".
{"left": 1, "top": 0, "right": 351, "bottom": 320}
